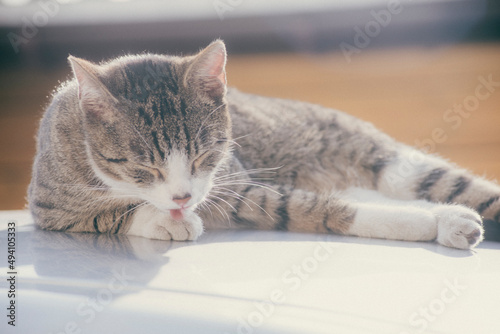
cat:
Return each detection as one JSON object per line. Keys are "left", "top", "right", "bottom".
{"left": 28, "top": 39, "right": 500, "bottom": 250}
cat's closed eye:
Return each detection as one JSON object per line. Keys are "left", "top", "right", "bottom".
{"left": 96, "top": 151, "right": 128, "bottom": 164}
{"left": 192, "top": 151, "right": 217, "bottom": 174}
{"left": 105, "top": 157, "right": 128, "bottom": 164}
{"left": 131, "top": 169, "right": 156, "bottom": 184}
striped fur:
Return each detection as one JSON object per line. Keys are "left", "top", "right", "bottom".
{"left": 29, "top": 40, "right": 500, "bottom": 249}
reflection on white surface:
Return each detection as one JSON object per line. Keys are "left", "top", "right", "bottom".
{"left": 1, "top": 210, "right": 499, "bottom": 333}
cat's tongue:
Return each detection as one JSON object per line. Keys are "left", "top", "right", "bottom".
{"left": 170, "top": 209, "right": 184, "bottom": 221}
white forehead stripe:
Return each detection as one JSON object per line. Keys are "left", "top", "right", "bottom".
{"left": 167, "top": 150, "right": 192, "bottom": 196}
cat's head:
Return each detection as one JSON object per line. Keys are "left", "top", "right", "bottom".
{"left": 68, "top": 40, "right": 231, "bottom": 220}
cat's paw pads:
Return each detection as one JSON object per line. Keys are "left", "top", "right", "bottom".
{"left": 433, "top": 205, "right": 483, "bottom": 249}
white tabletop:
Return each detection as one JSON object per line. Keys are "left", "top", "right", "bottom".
{"left": 1, "top": 210, "right": 499, "bottom": 334}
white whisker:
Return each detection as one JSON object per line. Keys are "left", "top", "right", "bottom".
{"left": 214, "top": 181, "right": 282, "bottom": 196}
{"left": 205, "top": 198, "right": 230, "bottom": 223}
{"left": 211, "top": 186, "right": 275, "bottom": 221}
{"left": 110, "top": 201, "right": 148, "bottom": 232}
{"left": 199, "top": 202, "right": 214, "bottom": 220}
{"left": 232, "top": 134, "right": 252, "bottom": 141}
{"left": 210, "top": 189, "right": 253, "bottom": 211}
{"left": 133, "top": 127, "right": 154, "bottom": 154}
{"left": 193, "top": 104, "right": 225, "bottom": 143}
{"left": 214, "top": 166, "right": 282, "bottom": 181}
{"left": 207, "top": 193, "right": 237, "bottom": 212}
{"left": 214, "top": 131, "right": 241, "bottom": 148}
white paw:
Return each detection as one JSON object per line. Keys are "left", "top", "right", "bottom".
{"left": 127, "top": 205, "right": 204, "bottom": 241}
{"left": 433, "top": 205, "right": 484, "bottom": 249}
{"left": 161, "top": 212, "right": 204, "bottom": 241}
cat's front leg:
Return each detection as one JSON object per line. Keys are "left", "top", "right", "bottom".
{"left": 126, "top": 204, "right": 204, "bottom": 241}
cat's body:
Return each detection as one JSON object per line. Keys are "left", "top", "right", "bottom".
{"left": 29, "top": 40, "right": 500, "bottom": 249}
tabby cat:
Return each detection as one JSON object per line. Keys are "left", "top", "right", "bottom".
{"left": 28, "top": 40, "right": 500, "bottom": 250}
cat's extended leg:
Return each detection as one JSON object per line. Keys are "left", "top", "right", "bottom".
{"left": 202, "top": 179, "right": 481, "bottom": 249}
{"left": 204, "top": 175, "right": 482, "bottom": 249}
{"left": 377, "top": 147, "right": 500, "bottom": 225}
{"left": 343, "top": 187, "right": 483, "bottom": 249}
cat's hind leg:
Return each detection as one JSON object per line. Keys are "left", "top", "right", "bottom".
{"left": 204, "top": 180, "right": 482, "bottom": 248}
{"left": 205, "top": 157, "right": 482, "bottom": 248}
{"left": 342, "top": 187, "right": 483, "bottom": 249}
{"left": 377, "top": 148, "right": 500, "bottom": 228}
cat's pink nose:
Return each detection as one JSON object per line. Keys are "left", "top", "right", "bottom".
{"left": 173, "top": 194, "right": 191, "bottom": 207}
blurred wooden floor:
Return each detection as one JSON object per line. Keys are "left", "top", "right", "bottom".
{"left": 1, "top": 43, "right": 499, "bottom": 210}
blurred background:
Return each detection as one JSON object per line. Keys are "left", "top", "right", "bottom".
{"left": 1, "top": 0, "right": 499, "bottom": 210}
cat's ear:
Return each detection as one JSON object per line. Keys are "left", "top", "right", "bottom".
{"left": 184, "top": 39, "right": 227, "bottom": 99}
{"left": 68, "top": 55, "right": 118, "bottom": 119}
